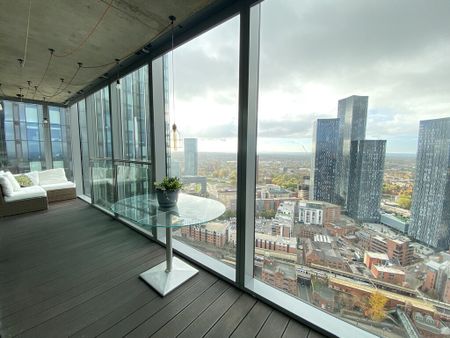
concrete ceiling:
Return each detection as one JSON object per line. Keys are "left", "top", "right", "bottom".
{"left": 0, "top": 0, "right": 216, "bottom": 104}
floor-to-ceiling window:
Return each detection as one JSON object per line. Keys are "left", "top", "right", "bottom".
{"left": 0, "top": 100, "right": 67, "bottom": 173}
{"left": 110, "top": 65, "right": 152, "bottom": 224}
{"left": 48, "top": 106, "right": 72, "bottom": 179}
{"left": 249, "top": 0, "right": 450, "bottom": 336}
{"left": 68, "top": 1, "right": 450, "bottom": 336}
{"left": 163, "top": 15, "right": 240, "bottom": 274}
{"left": 77, "top": 99, "right": 91, "bottom": 196}
{"left": 86, "top": 87, "right": 113, "bottom": 209}
{"left": 116, "top": 65, "right": 150, "bottom": 161}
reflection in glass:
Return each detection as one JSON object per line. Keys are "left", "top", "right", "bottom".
{"left": 164, "top": 15, "right": 240, "bottom": 269}
{"left": 252, "top": 0, "right": 450, "bottom": 336}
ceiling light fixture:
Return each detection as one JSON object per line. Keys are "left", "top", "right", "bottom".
{"left": 115, "top": 58, "right": 121, "bottom": 90}
{"left": 169, "top": 15, "right": 182, "bottom": 151}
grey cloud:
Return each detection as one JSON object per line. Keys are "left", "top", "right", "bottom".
{"left": 173, "top": 16, "right": 239, "bottom": 100}
{"left": 168, "top": 0, "right": 450, "bottom": 152}
{"left": 258, "top": 118, "right": 312, "bottom": 138}
{"left": 259, "top": 0, "right": 450, "bottom": 88}
{"left": 192, "top": 122, "right": 238, "bottom": 139}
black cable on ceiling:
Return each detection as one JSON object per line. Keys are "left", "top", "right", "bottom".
{"left": 45, "top": 62, "right": 83, "bottom": 98}
{"left": 36, "top": 48, "right": 54, "bottom": 89}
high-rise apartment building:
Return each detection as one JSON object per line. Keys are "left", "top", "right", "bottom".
{"left": 184, "top": 137, "right": 198, "bottom": 176}
{"left": 311, "top": 118, "right": 339, "bottom": 203}
{"left": 335, "top": 95, "right": 368, "bottom": 208}
{"left": 409, "top": 118, "right": 450, "bottom": 249}
{"left": 347, "top": 140, "right": 386, "bottom": 223}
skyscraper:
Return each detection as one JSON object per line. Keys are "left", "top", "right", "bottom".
{"left": 311, "top": 118, "right": 339, "bottom": 203}
{"left": 347, "top": 140, "right": 386, "bottom": 223}
{"left": 335, "top": 95, "right": 368, "bottom": 208}
{"left": 409, "top": 118, "right": 450, "bottom": 249}
{"left": 184, "top": 138, "right": 198, "bottom": 176}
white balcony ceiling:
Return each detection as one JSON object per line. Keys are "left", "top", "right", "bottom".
{"left": 0, "top": 0, "right": 215, "bottom": 104}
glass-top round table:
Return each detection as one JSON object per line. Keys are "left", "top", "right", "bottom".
{"left": 112, "top": 193, "right": 226, "bottom": 296}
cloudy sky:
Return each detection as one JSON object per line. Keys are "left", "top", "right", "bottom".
{"left": 170, "top": 0, "right": 450, "bottom": 153}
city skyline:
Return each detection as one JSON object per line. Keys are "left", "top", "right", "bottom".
{"left": 409, "top": 117, "right": 450, "bottom": 249}
{"left": 168, "top": 0, "right": 450, "bottom": 154}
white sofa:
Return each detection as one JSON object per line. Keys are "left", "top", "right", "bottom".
{"left": 28, "top": 168, "right": 77, "bottom": 202}
{"left": 0, "top": 168, "right": 76, "bottom": 217}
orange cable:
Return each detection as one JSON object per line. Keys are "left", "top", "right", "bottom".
{"left": 53, "top": 0, "right": 113, "bottom": 58}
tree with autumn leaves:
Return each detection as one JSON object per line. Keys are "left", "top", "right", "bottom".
{"left": 365, "top": 292, "right": 388, "bottom": 321}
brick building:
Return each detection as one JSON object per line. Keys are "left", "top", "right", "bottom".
{"left": 180, "top": 222, "right": 228, "bottom": 248}
{"left": 302, "top": 235, "right": 350, "bottom": 272}
{"left": 255, "top": 233, "right": 296, "bottom": 254}
{"left": 298, "top": 201, "right": 340, "bottom": 227}
{"left": 370, "top": 265, "right": 406, "bottom": 285}
{"left": 261, "top": 262, "right": 297, "bottom": 296}
{"left": 366, "top": 234, "right": 414, "bottom": 266}
{"left": 363, "top": 251, "right": 389, "bottom": 269}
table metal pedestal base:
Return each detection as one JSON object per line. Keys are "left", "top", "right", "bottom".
{"left": 139, "top": 257, "right": 198, "bottom": 296}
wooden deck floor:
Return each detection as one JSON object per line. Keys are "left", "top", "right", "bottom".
{"left": 0, "top": 199, "right": 325, "bottom": 338}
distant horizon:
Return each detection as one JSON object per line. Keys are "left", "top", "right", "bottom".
{"left": 172, "top": 150, "right": 417, "bottom": 156}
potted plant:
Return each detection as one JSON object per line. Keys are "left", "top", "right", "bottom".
{"left": 154, "top": 176, "right": 183, "bottom": 208}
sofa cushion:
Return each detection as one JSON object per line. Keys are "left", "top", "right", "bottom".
{"left": 0, "top": 175, "right": 14, "bottom": 196}
{"left": 40, "top": 182, "right": 76, "bottom": 191}
{"left": 25, "top": 171, "right": 40, "bottom": 185}
{"left": 4, "top": 171, "right": 21, "bottom": 191}
{"left": 4, "top": 186, "right": 47, "bottom": 202}
{"left": 38, "top": 168, "right": 68, "bottom": 185}
{"left": 14, "top": 174, "right": 34, "bottom": 187}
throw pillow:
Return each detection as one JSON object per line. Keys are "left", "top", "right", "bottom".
{"left": 25, "top": 171, "right": 39, "bottom": 185}
{"left": 4, "top": 171, "right": 21, "bottom": 191}
{"left": 15, "top": 174, "right": 33, "bottom": 187}
{"left": 0, "top": 175, "right": 14, "bottom": 196}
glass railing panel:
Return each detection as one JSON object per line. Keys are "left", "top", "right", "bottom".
{"left": 91, "top": 158, "right": 114, "bottom": 211}
{"left": 114, "top": 160, "right": 152, "bottom": 228}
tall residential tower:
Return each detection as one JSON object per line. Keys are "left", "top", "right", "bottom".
{"left": 311, "top": 118, "right": 339, "bottom": 203}
{"left": 184, "top": 138, "right": 198, "bottom": 176}
{"left": 409, "top": 118, "right": 450, "bottom": 249}
{"left": 347, "top": 140, "right": 386, "bottom": 223}
{"left": 335, "top": 95, "right": 368, "bottom": 208}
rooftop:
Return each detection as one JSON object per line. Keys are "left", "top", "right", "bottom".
{"left": 365, "top": 251, "right": 390, "bottom": 260}
{"left": 373, "top": 265, "right": 405, "bottom": 275}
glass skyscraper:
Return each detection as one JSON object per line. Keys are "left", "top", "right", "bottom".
{"left": 335, "top": 95, "right": 368, "bottom": 209}
{"left": 311, "top": 118, "right": 339, "bottom": 203}
{"left": 409, "top": 118, "right": 450, "bottom": 249}
{"left": 347, "top": 140, "right": 386, "bottom": 222}
{"left": 184, "top": 138, "right": 198, "bottom": 176}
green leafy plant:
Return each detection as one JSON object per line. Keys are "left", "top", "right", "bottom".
{"left": 154, "top": 176, "right": 183, "bottom": 191}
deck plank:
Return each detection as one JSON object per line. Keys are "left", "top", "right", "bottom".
{"left": 0, "top": 199, "right": 320, "bottom": 338}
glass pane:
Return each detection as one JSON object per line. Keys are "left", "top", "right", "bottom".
{"left": 5, "top": 122, "right": 14, "bottom": 140}
{"left": 88, "top": 87, "right": 112, "bottom": 159}
{"left": 78, "top": 100, "right": 91, "bottom": 196}
{"left": 165, "top": 16, "right": 240, "bottom": 270}
{"left": 29, "top": 161, "right": 42, "bottom": 172}
{"left": 4, "top": 101, "right": 13, "bottom": 121}
{"left": 116, "top": 65, "right": 150, "bottom": 161}
{"left": 253, "top": 0, "right": 450, "bottom": 336}
{"left": 1, "top": 100, "right": 62, "bottom": 173}
{"left": 91, "top": 159, "right": 114, "bottom": 210}
{"left": 53, "top": 160, "right": 64, "bottom": 168}
{"left": 27, "top": 141, "right": 41, "bottom": 160}
{"left": 49, "top": 108, "right": 61, "bottom": 125}
{"left": 25, "top": 105, "right": 38, "bottom": 123}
